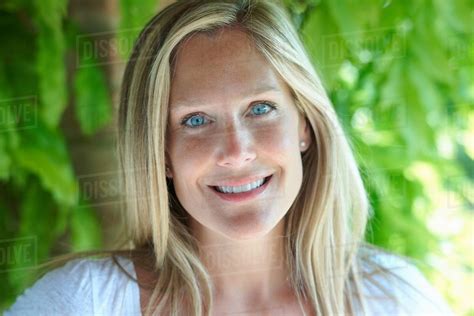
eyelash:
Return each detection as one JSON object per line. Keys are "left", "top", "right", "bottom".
{"left": 180, "top": 101, "right": 277, "bottom": 129}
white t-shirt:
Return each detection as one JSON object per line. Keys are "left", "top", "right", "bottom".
{"left": 5, "top": 253, "right": 453, "bottom": 315}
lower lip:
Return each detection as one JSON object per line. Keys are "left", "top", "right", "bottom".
{"left": 210, "top": 175, "right": 273, "bottom": 202}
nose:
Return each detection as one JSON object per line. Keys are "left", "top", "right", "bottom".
{"left": 216, "top": 122, "right": 256, "bottom": 168}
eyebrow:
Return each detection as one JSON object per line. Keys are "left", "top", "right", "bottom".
{"left": 170, "top": 85, "right": 283, "bottom": 112}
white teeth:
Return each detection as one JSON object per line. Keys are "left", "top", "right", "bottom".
{"left": 216, "top": 178, "right": 265, "bottom": 194}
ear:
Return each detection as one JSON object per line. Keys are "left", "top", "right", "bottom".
{"left": 298, "top": 113, "right": 312, "bottom": 153}
{"left": 166, "top": 166, "right": 173, "bottom": 178}
{"left": 165, "top": 151, "right": 173, "bottom": 178}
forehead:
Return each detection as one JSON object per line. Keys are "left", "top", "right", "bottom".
{"left": 174, "top": 28, "right": 255, "bottom": 68}
{"left": 170, "top": 29, "right": 288, "bottom": 109}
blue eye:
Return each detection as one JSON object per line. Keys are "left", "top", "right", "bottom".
{"left": 251, "top": 102, "right": 275, "bottom": 116}
{"left": 182, "top": 114, "right": 208, "bottom": 128}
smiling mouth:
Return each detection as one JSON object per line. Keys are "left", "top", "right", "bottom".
{"left": 210, "top": 175, "right": 272, "bottom": 193}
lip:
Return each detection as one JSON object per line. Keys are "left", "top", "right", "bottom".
{"left": 209, "top": 174, "right": 272, "bottom": 187}
{"left": 209, "top": 175, "right": 273, "bottom": 202}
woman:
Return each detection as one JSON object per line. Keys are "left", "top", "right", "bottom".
{"left": 6, "top": 0, "right": 452, "bottom": 315}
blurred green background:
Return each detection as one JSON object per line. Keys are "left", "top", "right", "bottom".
{"left": 0, "top": 0, "right": 472, "bottom": 314}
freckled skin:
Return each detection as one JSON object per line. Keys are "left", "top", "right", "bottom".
{"left": 166, "top": 29, "right": 311, "bottom": 242}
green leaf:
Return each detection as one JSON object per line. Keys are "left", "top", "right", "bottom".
{"left": 36, "top": 22, "right": 67, "bottom": 128}
{"left": 399, "top": 62, "right": 437, "bottom": 158}
{"left": 301, "top": 4, "right": 345, "bottom": 87}
{"left": 326, "top": 1, "right": 361, "bottom": 52}
{"left": 4, "top": 178, "right": 61, "bottom": 294}
{"left": 17, "top": 178, "right": 57, "bottom": 257}
{"left": 13, "top": 123, "right": 78, "bottom": 206}
{"left": 0, "top": 0, "right": 30, "bottom": 12}
{"left": 408, "top": 64, "right": 445, "bottom": 127}
{"left": 433, "top": 0, "right": 472, "bottom": 34}
{"left": 70, "top": 203, "right": 102, "bottom": 252}
{"left": 119, "top": 0, "right": 159, "bottom": 59}
{"left": 33, "top": 0, "right": 67, "bottom": 128}
{"left": 34, "top": 0, "right": 67, "bottom": 30}
{"left": 0, "top": 135, "right": 11, "bottom": 179}
{"left": 73, "top": 65, "right": 112, "bottom": 135}
{"left": 380, "top": 61, "right": 403, "bottom": 102}
{"left": 408, "top": 8, "right": 453, "bottom": 86}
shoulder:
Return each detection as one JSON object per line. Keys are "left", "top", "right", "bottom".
{"left": 359, "top": 247, "right": 453, "bottom": 316}
{"left": 5, "top": 255, "right": 140, "bottom": 316}
{"left": 5, "top": 257, "right": 93, "bottom": 315}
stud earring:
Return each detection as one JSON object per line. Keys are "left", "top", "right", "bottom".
{"left": 300, "top": 141, "right": 306, "bottom": 148}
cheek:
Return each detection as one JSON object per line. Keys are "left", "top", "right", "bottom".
{"left": 168, "top": 134, "right": 214, "bottom": 172}
{"left": 253, "top": 119, "right": 299, "bottom": 153}
{"left": 168, "top": 137, "right": 209, "bottom": 202}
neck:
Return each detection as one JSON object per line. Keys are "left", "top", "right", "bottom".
{"left": 191, "top": 219, "right": 292, "bottom": 309}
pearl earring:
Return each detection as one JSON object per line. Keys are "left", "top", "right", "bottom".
{"left": 300, "top": 141, "right": 306, "bottom": 148}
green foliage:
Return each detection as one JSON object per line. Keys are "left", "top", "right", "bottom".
{"left": 118, "top": 0, "right": 159, "bottom": 59}
{"left": 71, "top": 23, "right": 113, "bottom": 136}
{"left": 74, "top": 65, "right": 112, "bottom": 135}
{"left": 70, "top": 202, "right": 103, "bottom": 252}
{"left": 33, "top": 0, "right": 68, "bottom": 128}
{"left": 0, "top": 0, "right": 106, "bottom": 310}
{"left": 14, "top": 123, "right": 77, "bottom": 205}
{"left": 291, "top": 0, "right": 472, "bottom": 313}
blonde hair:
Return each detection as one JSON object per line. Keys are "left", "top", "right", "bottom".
{"left": 116, "top": 0, "right": 390, "bottom": 315}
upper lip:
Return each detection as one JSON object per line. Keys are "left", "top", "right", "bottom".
{"left": 209, "top": 174, "right": 273, "bottom": 187}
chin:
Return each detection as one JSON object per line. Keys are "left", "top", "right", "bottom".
{"left": 219, "top": 216, "right": 280, "bottom": 241}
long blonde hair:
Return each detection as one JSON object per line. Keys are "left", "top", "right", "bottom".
{"left": 117, "top": 0, "right": 375, "bottom": 314}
